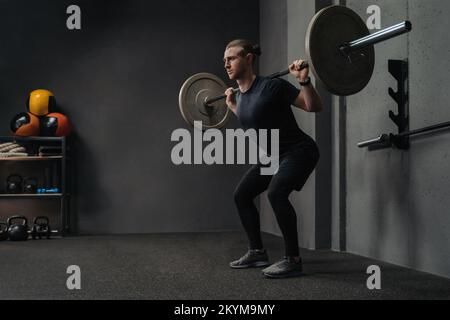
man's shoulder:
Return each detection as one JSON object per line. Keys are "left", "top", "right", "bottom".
{"left": 261, "top": 76, "right": 292, "bottom": 85}
{"left": 259, "top": 75, "right": 279, "bottom": 83}
{"left": 259, "top": 76, "right": 285, "bottom": 92}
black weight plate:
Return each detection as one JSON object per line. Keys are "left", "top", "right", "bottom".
{"left": 306, "top": 5, "right": 375, "bottom": 96}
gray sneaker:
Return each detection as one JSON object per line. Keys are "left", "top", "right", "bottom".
{"left": 229, "top": 249, "right": 270, "bottom": 269}
{"left": 262, "top": 257, "right": 303, "bottom": 278}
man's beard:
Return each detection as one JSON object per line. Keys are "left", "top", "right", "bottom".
{"left": 232, "top": 68, "right": 245, "bottom": 80}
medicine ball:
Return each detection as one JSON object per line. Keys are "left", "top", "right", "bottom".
{"left": 10, "top": 112, "right": 40, "bottom": 137}
{"left": 40, "top": 113, "right": 72, "bottom": 137}
{"left": 27, "top": 89, "right": 55, "bottom": 116}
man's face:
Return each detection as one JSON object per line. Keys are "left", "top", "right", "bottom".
{"left": 223, "top": 46, "right": 251, "bottom": 80}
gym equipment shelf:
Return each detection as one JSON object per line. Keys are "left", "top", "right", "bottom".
{"left": 0, "top": 156, "right": 63, "bottom": 161}
{"left": 0, "top": 193, "right": 68, "bottom": 197}
{"left": 0, "top": 136, "right": 70, "bottom": 236}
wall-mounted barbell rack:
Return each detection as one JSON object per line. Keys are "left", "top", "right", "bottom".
{"left": 358, "top": 59, "right": 450, "bottom": 150}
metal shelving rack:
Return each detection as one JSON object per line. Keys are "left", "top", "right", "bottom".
{"left": 0, "top": 136, "right": 69, "bottom": 235}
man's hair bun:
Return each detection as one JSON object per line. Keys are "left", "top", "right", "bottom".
{"left": 252, "top": 44, "right": 262, "bottom": 56}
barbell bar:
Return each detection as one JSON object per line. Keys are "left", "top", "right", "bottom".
{"left": 204, "top": 61, "right": 309, "bottom": 106}
{"left": 358, "top": 121, "right": 450, "bottom": 149}
{"left": 339, "top": 21, "right": 412, "bottom": 56}
{"left": 179, "top": 5, "right": 412, "bottom": 129}
{"left": 205, "top": 19, "right": 410, "bottom": 107}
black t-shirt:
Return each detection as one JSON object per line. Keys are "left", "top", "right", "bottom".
{"left": 236, "top": 76, "right": 313, "bottom": 155}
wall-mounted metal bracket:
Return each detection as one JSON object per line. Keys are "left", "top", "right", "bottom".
{"left": 388, "top": 59, "right": 409, "bottom": 150}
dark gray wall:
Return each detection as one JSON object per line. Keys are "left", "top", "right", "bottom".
{"left": 0, "top": 0, "right": 259, "bottom": 234}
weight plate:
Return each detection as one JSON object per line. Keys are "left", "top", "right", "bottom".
{"left": 306, "top": 5, "right": 375, "bottom": 96}
{"left": 179, "top": 73, "right": 230, "bottom": 130}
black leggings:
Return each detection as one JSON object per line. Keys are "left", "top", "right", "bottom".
{"left": 233, "top": 140, "right": 320, "bottom": 257}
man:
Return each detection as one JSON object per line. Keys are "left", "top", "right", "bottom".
{"left": 224, "top": 39, "right": 323, "bottom": 278}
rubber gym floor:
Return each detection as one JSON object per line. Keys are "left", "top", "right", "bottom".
{"left": 1, "top": 232, "right": 449, "bottom": 300}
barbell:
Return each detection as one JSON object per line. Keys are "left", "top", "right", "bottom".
{"left": 179, "top": 5, "right": 412, "bottom": 129}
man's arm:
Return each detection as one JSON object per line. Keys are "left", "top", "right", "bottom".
{"left": 289, "top": 59, "right": 323, "bottom": 113}
{"left": 293, "top": 83, "right": 323, "bottom": 113}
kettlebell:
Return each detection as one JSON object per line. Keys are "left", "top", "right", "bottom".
{"left": 0, "top": 222, "right": 8, "bottom": 241}
{"left": 7, "top": 215, "right": 29, "bottom": 241}
{"left": 23, "top": 177, "right": 38, "bottom": 194}
{"left": 6, "top": 174, "right": 23, "bottom": 194}
{"left": 31, "top": 216, "right": 51, "bottom": 240}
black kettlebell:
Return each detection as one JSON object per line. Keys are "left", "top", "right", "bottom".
{"left": 6, "top": 174, "right": 23, "bottom": 194}
{"left": 0, "top": 222, "right": 8, "bottom": 241}
{"left": 23, "top": 177, "right": 38, "bottom": 194}
{"left": 7, "top": 215, "right": 28, "bottom": 241}
{"left": 31, "top": 216, "right": 51, "bottom": 240}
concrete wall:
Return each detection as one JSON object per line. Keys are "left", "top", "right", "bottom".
{"left": 0, "top": 0, "right": 259, "bottom": 234}
{"left": 260, "top": 0, "right": 450, "bottom": 279}
{"left": 343, "top": 0, "right": 450, "bottom": 278}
